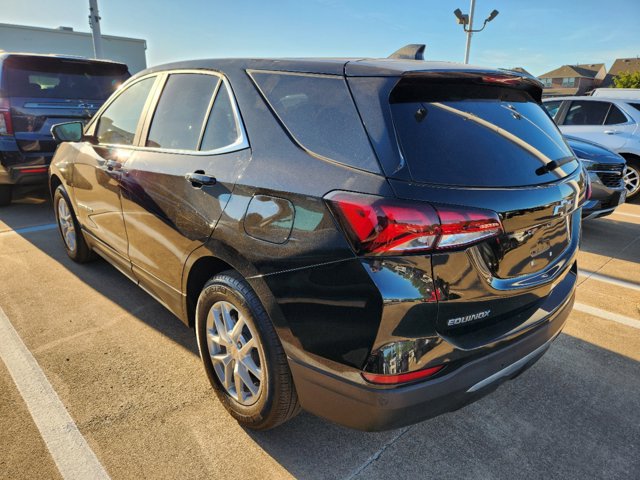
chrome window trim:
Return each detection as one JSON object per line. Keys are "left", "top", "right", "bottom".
{"left": 91, "top": 69, "right": 250, "bottom": 156}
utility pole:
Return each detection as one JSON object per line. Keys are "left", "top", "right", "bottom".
{"left": 464, "top": 0, "right": 476, "bottom": 64}
{"left": 454, "top": 2, "right": 499, "bottom": 64}
{"left": 88, "top": 0, "right": 104, "bottom": 59}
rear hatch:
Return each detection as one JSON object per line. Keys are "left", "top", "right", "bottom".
{"left": 348, "top": 69, "right": 585, "bottom": 346}
{"left": 1, "top": 55, "right": 129, "bottom": 161}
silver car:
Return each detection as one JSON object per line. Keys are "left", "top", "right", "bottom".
{"left": 543, "top": 96, "right": 640, "bottom": 200}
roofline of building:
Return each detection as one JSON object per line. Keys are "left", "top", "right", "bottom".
{"left": 0, "top": 22, "right": 146, "bottom": 46}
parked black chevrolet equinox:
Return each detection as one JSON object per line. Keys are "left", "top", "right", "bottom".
{"left": 49, "top": 46, "right": 586, "bottom": 431}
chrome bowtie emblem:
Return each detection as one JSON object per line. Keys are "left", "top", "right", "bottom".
{"left": 552, "top": 198, "right": 572, "bottom": 217}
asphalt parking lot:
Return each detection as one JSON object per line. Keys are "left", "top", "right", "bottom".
{"left": 1, "top": 186, "right": 639, "bottom": 480}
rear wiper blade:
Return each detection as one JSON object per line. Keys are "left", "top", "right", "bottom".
{"left": 535, "top": 156, "right": 575, "bottom": 175}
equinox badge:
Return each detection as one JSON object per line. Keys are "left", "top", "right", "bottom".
{"left": 447, "top": 310, "right": 491, "bottom": 327}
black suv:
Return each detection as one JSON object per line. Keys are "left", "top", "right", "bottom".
{"left": 49, "top": 47, "right": 585, "bottom": 431}
{"left": 0, "top": 53, "right": 129, "bottom": 205}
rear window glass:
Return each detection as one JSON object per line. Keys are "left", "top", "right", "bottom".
{"left": 564, "top": 101, "right": 609, "bottom": 126}
{"left": 390, "top": 83, "right": 578, "bottom": 187}
{"left": 250, "top": 71, "right": 379, "bottom": 172}
{"left": 4, "top": 57, "right": 129, "bottom": 100}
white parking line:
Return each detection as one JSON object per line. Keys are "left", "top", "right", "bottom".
{"left": 579, "top": 270, "right": 640, "bottom": 292}
{"left": 612, "top": 211, "right": 640, "bottom": 220}
{"left": 0, "top": 305, "right": 110, "bottom": 480}
{"left": 574, "top": 302, "right": 640, "bottom": 330}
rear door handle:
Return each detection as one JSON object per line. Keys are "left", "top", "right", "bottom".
{"left": 186, "top": 171, "right": 217, "bottom": 188}
{"left": 604, "top": 130, "right": 618, "bottom": 135}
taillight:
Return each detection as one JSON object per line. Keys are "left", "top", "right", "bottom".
{"left": 362, "top": 365, "right": 444, "bottom": 385}
{"left": 325, "top": 191, "right": 502, "bottom": 256}
{"left": 0, "top": 98, "right": 13, "bottom": 135}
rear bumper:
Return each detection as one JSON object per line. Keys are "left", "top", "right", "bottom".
{"left": 289, "top": 289, "right": 574, "bottom": 431}
{"left": 0, "top": 139, "right": 52, "bottom": 186}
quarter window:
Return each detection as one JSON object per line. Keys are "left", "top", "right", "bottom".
{"left": 543, "top": 101, "right": 562, "bottom": 120}
{"left": 250, "top": 71, "right": 379, "bottom": 172}
{"left": 200, "top": 83, "right": 240, "bottom": 151}
{"left": 563, "top": 101, "right": 610, "bottom": 126}
{"left": 604, "top": 104, "right": 628, "bottom": 125}
{"left": 96, "top": 77, "right": 155, "bottom": 145}
{"left": 146, "top": 73, "right": 220, "bottom": 150}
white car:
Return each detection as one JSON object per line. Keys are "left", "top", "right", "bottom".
{"left": 543, "top": 96, "right": 640, "bottom": 199}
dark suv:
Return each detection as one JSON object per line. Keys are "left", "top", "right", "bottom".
{"left": 49, "top": 47, "right": 585, "bottom": 431}
{"left": 0, "top": 53, "right": 129, "bottom": 205}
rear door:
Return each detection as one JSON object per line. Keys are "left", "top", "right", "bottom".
{"left": 2, "top": 56, "right": 129, "bottom": 160}
{"left": 558, "top": 100, "right": 636, "bottom": 150}
{"left": 120, "top": 71, "right": 250, "bottom": 311}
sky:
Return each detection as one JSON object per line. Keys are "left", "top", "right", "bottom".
{"left": 2, "top": 0, "right": 639, "bottom": 76}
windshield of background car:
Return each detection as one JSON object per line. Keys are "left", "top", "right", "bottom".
{"left": 390, "top": 82, "right": 579, "bottom": 187}
{"left": 4, "top": 57, "right": 130, "bottom": 100}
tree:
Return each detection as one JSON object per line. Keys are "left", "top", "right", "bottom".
{"left": 613, "top": 70, "right": 640, "bottom": 88}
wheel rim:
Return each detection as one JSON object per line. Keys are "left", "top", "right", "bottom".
{"left": 57, "top": 197, "right": 77, "bottom": 252}
{"left": 206, "top": 300, "right": 264, "bottom": 406}
{"left": 624, "top": 164, "right": 640, "bottom": 197}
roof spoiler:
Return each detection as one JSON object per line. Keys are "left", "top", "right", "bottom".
{"left": 388, "top": 44, "right": 425, "bottom": 61}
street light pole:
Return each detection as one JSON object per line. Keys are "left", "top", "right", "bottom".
{"left": 88, "top": 0, "right": 104, "bottom": 59}
{"left": 454, "top": 3, "right": 499, "bottom": 64}
{"left": 464, "top": 0, "right": 476, "bottom": 64}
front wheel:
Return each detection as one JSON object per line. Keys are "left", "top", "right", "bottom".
{"left": 624, "top": 158, "right": 640, "bottom": 200}
{"left": 195, "top": 271, "right": 300, "bottom": 430}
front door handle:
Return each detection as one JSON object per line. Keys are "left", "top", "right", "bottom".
{"left": 186, "top": 171, "right": 217, "bottom": 188}
{"left": 604, "top": 130, "right": 618, "bottom": 135}
{"left": 106, "top": 160, "right": 123, "bottom": 170}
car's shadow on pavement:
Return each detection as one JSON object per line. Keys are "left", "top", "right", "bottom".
{"left": 2, "top": 188, "right": 639, "bottom": 480}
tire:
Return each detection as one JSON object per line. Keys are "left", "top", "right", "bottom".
{"left": 0, "top": 185, "right": 11, "bottom": 206}
{"left": 53, "top": 185, "right": 95, "bottom": 263}
{"left": 623, "top": 157, "right": 640, "bottom": 200}
{"left": 195, "top": 270, "right": 300, "bottom": 430}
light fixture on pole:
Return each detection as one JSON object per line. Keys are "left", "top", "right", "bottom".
{"left": 454, "top": 1, "right": 499, "bottom": 64}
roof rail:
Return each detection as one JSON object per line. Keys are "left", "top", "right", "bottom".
{"left": 388, "top": 44, "right": 426, "bottom": 61}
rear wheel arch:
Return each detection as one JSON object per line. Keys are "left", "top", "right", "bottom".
{"left": 185, "top": 255, "right": 236, "bottom": 327}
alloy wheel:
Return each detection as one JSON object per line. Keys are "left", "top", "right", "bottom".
{"left": 205, "top": 300, "right": 265, "bottom": 405}
{"left": 624, "top": 164, "right": 640, "bottom": 198}
{"left": 57, "top": 197, "right": 77, "bottom": 252}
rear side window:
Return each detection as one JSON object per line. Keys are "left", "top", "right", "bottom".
{"left": 146, "top": 74, "right": 220, "bottom": 150}
{"left": 564, "top": 101, "right": 610, "bottom": 125}
{"left": 390, "top": 82, "right": 578, "bottom": 187}
{"left": 4, "top": 57, "right": 129, "bottom": 100}
{"left": 250, "top": 71, "right": 379, "bottom": 172}
{"left": 604, "top": 104, "right": 627, "bottom": 125}
{"left": 96, "top": 77, "right": 155, "bottom": 146}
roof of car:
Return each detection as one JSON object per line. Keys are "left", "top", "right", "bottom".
{"left": 0, "top": 52, "right": 127, "bottom": 66}
{"left": 135, "top": 57, "right": 536, "bottom": 79}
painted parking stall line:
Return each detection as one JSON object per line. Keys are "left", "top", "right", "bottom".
{"left": 574, "top": 302, "right": 640, "bottom": 330}
{"left": 0, "top": 305, "right": 111, "bottom": 480}
{"left": 579, "top": 270, "right": 640, "bottom": 292}
{"left": 0, "top": 223, "right": 58, "bottom": 236}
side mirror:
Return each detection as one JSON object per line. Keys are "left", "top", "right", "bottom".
{"left": 51, "top": 122, "right": 84, "bottom": 143}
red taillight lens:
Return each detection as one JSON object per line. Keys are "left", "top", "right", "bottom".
{"left": 436, "top": 206, "right": 503, "bottom": 249}
{"left": 0, "top": 98, "right": 13, "bottom": 135}
{"left": 325, "top": 191, "right": 502, "bottom": 256}
{"left": 362, "top": 365, "right": 444, "bottom": 385}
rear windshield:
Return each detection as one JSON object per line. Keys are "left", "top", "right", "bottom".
{"left": 3, "top": 57, "right": 129, "bottom": 100}
{"left": 390, "top": 82, "right": 579, "bottom": 187}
